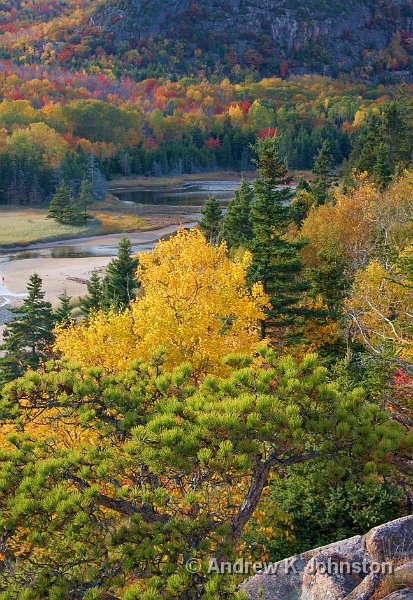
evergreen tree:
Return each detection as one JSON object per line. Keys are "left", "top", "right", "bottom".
{"left": 47, "top": 181, "right": 72, "bottom": 224}
{"left": 380, "top": 100, "right": 409, "bottom": 167}
{"left": 102, "top": 236, "right": 139, "bottom": 311}
{"left": 290, "top": 188, "right": 315, "bottom": 226}
{"left": 77, "top": 179, "right": 94, "bottom": 221}
{"left": 220, "top": 179, "right": 253, "bottom": 249}
{"left": 356, "top": 116, "right": 381, "bottom": 174}
{"left": 307, "top": 241, "right": 349, "bottom": 317}
{"left": 54, "top": 290, "right": 73, "bottom": 325}
{"left": 373, "top": 143, "right": 393, "bottom": 191}
{"left": 296, "top": 176, "right": 311, "bottom": 192}
{"left": 80, "top": 270, "right": 104, "bottom": 317}
{"left": 48, "top": 181, "right": 85, "bottom": 225}
{"left": 198, "top": 196, "right": 223, "bottom": 244}
{"left": 64, "top": 194, "right": 83, "bottom": 226}
{"left": 248, "top": 136, "right": 306, "bottom": 338}
{"left": 0, "top": 274, "right": 54, "bottom": 384}
{"left": 311, "top": 140, "right": 337, "bottom": 205}
{"left": 87, "top": 153, "right": 107, "bottom": 200}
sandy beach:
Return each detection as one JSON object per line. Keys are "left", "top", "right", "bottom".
{"left": 0, "top": 222, "right": 198, "bottom": 343}
{"left": 0, "top": 256, "right": 112, "bottom": 304}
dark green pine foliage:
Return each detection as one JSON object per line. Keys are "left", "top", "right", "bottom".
{"left": 77, "top": 178, "right": 94, "bottom": 221}
{"left": 47, "top": 181, "right": 72, "bottom": 224}
{"left": 356, "top": 116, "right": 381, "bottom": 175}
{"left": 54, "top": 290, "right": 73, "bottom": 326}
{"left": 80, "top": 270, "right": 104, "bottom": 317}
{"left": 198, "top": 196, "right": 223, "bottom": 244}
{"left": 311, "top": 140, "right": 337, "bottom": 205}
{"left": 380, "top": 100, "right": 410, "bottom": 168}
{"left": 308, "top": 241, "right": 349, "bottom": 316}
{"left": 248, "top": 136, "right": 307, "bottom": 338}
{"left": 87, "top": 153, "right": 107, "bottom": 200}
{"left": 373, "top": 143, "right": 393, "bottom": 191}
{"left": 48, "top": 181, "right": 85, "bottom": 225}
{"left": 220, "top": 179, "right": 254, "bottom": 250}
{"left": 103, "top": 236, "right": 139, "bottom": 311}
{"left": 0, "top": 274, "right": 54, "bottom": 384}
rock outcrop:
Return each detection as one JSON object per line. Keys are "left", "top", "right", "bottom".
{"left": 241, "top": 515, "right": 413, "bottom": 600}
{"left": 90, "top": 0, "right": 413, "bottom": 79}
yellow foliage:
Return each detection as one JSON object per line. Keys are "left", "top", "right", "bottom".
{"left": 346, "top": 258, "right": 413, "bottom": 360}
{"left": 300, "top": 296, "right": 341, "bottom": 353}
{"left": 56, "top": 229, "right": 269, "bottom": 375}
{"left": 301, "top": 172, "right": 413, "bottom": 275}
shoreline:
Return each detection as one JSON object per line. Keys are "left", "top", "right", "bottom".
{"left": 0, "top": 217, "right": 198, "bottom": 255}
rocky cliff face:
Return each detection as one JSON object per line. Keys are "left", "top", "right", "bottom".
{"left": 241, "top": 515, "right": 413, "bottom": 600}
{"left": 91, "top": 0, "right": 413, "bottom": 78}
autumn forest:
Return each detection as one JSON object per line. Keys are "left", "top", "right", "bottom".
{"left": 0, "top": 1, "right": 413, "bottom": 599}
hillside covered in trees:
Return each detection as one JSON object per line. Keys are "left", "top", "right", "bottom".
{"left": 0, "top": 2, "right": 413, "bottom": 598}
{"left": 0, "top": 1, "right": 411, "bottom": 207}
{"left": 2, "top": 0, "right": 413, "bottom": 81}
{"left": 0, "top": 75, "right": 412, "bottom": 207}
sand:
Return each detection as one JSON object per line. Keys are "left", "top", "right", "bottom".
{"left": 0, "top": 256, "right": 112, "bottom": 305}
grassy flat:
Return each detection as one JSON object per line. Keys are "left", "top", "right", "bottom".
{"left": 0, "top": 204, "right": 145, "bottom": 248}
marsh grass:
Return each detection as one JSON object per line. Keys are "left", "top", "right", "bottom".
{"left": 0, "top": 205, "right": 145, "bottom": 247}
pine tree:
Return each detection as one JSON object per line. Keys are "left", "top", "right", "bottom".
{"left": 307, "top": 240, "right": 349, "bottom": 317}
{"left": 47, "top": 181, "right": 72, "bottom": 224}
{"left": 373, "top": 143, "right": 393, "bottom": 191}
{"left": 356, "top": 116, "right": 381, "bottom": 174}
{"left": 380, "top": 100, "right": 409, "bottom": 167}
{"left": 248, "top": 136, "right": 306, "bottom": 338}
{"left": 77, "top": 178, "right": 93, "bottom": 221}
{"left": 87, "top": 153, "right": 107, "bottom": 201}
{"left": 311, "top": 140, "right": 337, "bottom": 205}
{"left": 80, "top": 270, "right": 104, "bottom": 317}
{"left": 54, "top": 290, "right": 73, "bottom": 326}
{"left": 0, "top": 274, "right": 54, "bottom": 384}
{"left": 220, "top": 179, "right": 253, "bottom": 249}
{"left": 102, "top": 236, "right": 139, "bottom": 311}
{"left": 198, "top": 196, "right": 223, "bottom": 244}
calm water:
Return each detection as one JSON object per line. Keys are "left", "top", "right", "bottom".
{"left": 0, "top": 226, "right": 196, "bottom": 262}
{"left": 111, "top": 180, "right": 240, "bottom": 206}
{"left": 1, "top": 181, "right": 242, "bottom": 263}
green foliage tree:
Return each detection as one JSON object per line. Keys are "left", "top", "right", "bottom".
{"left": 307, "top": 240, "right": 349, "bottom": 316}
{"left": 248, "top": 136, "right": 307, "bottom": 337}
{"left": 356, "top": 118, "right": 377, "bottom": 169}
{"left": 54, "top": 290, "right": 73, "bottom": 326}
{"left": 77, "top": 178, "right": 94, "bottom": 221}
{"left": 198, "top": 196, "right": 223, "bottom": 244}
{"left": 311, "top": 140, "right": 337, "bottom": 205}
{"left": 87, "top": 153, "right": 107, "bottom": 201}
{"left": 79, "top": 270, "right": 104, "bottom": 317}
{"left": 373, "top": 143, "right": 393, "bottom": 191}
{"left": 48, "top": 181, "right": 87, "bottom": 226}
{"left": 0, "top": 351, "right": 407, "bottom": 597}
{"left": 220, "top": 179, "right": 253, "bottom": 249}
{"left": 0, "top": 274, "right": 54, "bottom": 384}
{"left": 102, "top": 236, "right": 139, "bottom": 311}
{"left": 264, "top": 468, "right": 404, "bottom": 562}
{"left": 47, "top": 181, "right": 72, "bottom": 224}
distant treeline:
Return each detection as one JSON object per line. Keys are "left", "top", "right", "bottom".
{"left": 0, "top": 76, "right": 411, "bottom": 205}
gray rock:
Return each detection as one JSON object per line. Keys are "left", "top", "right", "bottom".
{"left": 240, "top": 556, "right": 306, "bottom": 600}
{"left": 241, "top": 536, "right": 364, "bottom": 600}
{"left": 383, "top": 588, "right": 413, "bottom": 600}
{"left": 363, "top": 516, "right": 413, "bottom": 563}
{"left": 301, "top": 554, "right": 361, "bottom": 600}
{"left": 241, "top": 518, "right": 413, "bottom": 600}
{"left": 381, "top": 590, "right": 413, "bottom": 600}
